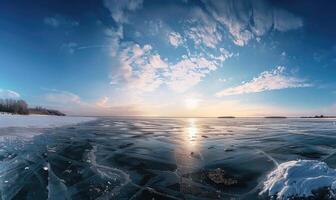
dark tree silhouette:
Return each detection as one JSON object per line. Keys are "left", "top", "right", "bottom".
{"left": 29, "top": 106, "right": 65, "bottom": 116}
{"left": 0, "top": 99, "right": 29, "bottom": 114}
{"left": 0, "top": 99, "right": 65, "bottom": 116}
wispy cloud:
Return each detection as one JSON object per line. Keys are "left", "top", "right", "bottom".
{"left": 185, "top": 8, "right": 222, "bottom": 48}
{"left": 103, "top": 0, "right": 143, "bottom": 24}
{"left": 145, "top": 19, "right": 163, "bottom": 36}
{"left": 43, "top": 15, "right": 79, "bottom": 28}
{"left": 44, "top": 90, "right": 81, "bottom": 104}
{"left": 44, "top": 17, "right": 60, "bottom": 27}
{"left": 0, "top": 89, "right": 20, "bottom": 99}
{"left": 61, "top": 42, "right": 78, "bottom": 54}
{"left": 216, "top": 66, "right": 311, "bottom": 97}
{"left": 202, "top": 0, "right": 303, "bottom": 46}
{"left": 42, "top": 90, "right": 142, "bottom": 116}
{"left": 96, "top": 97, "right": 109, "bottom": 107}
{"left": 103, "top": 1, "right": 142, "bottom": 56}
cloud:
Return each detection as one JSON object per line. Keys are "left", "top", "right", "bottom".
{"left": 43, "top": 15, "right": 79, "bottom": 28}
{"left": 61, "top": 42, "right": 78, "bottom": 54}
{"left": 44, "top": 90, "right": 81, "bottom": 104}
{"left": 103, "top": 1, "right": 142, "bottom": 56}
{"left": 185, "top": 8, "right": 222, "bottom": 48}
{"left": 118, "top": 44, "right": 168, "bottom": 92}
{"left": 44, "top": 17, "right": 60, "bottom": 27}
{"left": 167, "top": 56, "right": 221, "bottom": 92}
{"left": 115, "top": 43, "right": 232, "bottom": 93}
{"left": 202, "top": 0, "right": 303, "bottom": 46}
{"left": 96, "top": 97, "right": 109, "bottom": 107}
{"left": 41, "top": 90, "right": 127, "bottom": 115}
{"left": 37, "top": 89, "right": 145, "bottom": 116}
{"left": 105, "top": 26, "right": 124, "bottom": 57}
{"left": 103, "top": 0, "right": 143, "bottom": 24}
{"left": 146, "top": 19, "right": 163, "bottom": 35}
{"left": 216, "top": 66, "right": 311, "bottom": 97}
{"left": 0, "top": 89, "right": 20, "bottom": 99}
{"left": 168, "top": 32, "right": 183, "bottom": 47}
{"left": 218, "top": 78, "right": 227, "bottom": 82}
{"left": 102, "top": 2, "right": 236, "bottom": 95}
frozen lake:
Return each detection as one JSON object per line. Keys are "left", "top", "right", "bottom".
{"left": 1, "top": 117, "right": 336, "bottom": 199}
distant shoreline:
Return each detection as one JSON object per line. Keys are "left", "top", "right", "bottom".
{"left": 3, "top": 112, "right": 336, "bottom": 119}
{"left": 300, "top": 116, "right": 336, "bottom": 119}
{"left": 0, "top": 99, "right": 65, "bottom": 116}
{"left": 1, "top": 112, "right": 60, "bottom": 116}
{"left": 0, "top": 111, "right": 65, "bottom": 116}
{"left": 218, "top": 116, "right": 235, "bottom": 118}
{"left": 264, "top": 116, "right": 287, "bottom": 119}
{"left": 65, "top": 115, "right": 336, "bottom": 119}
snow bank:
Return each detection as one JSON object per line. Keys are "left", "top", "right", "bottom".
{"left": 0, "top": 114, "right": 96, "bottom": 128}
{"left": 260, "top": 160, "right": 336, "bottom": 199}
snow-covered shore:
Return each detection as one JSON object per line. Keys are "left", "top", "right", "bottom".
{"left": 0, "top": 114, "right": 96, "bottom": 129}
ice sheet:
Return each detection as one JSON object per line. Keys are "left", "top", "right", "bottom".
{"left": 1, "top": 117, "right": 336, "bottom": 199}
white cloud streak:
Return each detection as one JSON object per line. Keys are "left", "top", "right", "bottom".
{"left": 44, "top": 90, "right": 81, "bottom": 104}
{"left": 43, "top": 15, "right": 79, "bottom": 28}
{"left": 216, "top": 66, "right": 311, "bottom": 97}
{"left": 0, "top": 89, "right": 20, "bottom": 99}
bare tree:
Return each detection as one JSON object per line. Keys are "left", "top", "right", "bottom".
{"left": 0, "top": 99, "right": 29, "bottom": 114}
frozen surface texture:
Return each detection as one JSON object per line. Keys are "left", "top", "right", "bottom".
{"left": 0, "top": 114, "right": 95, "bottom": 128}
{"left": 0, "top": 117, "right": 336, "bottom": 199}
{"left": 0, "top": 115, "right": 96, "bottom": 138}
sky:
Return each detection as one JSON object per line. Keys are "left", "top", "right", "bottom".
{"left": 0, "top": 0, "right": 336, "bottom": 117}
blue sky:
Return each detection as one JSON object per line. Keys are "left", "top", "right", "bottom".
{"left": 0, "top": 0, "right": 336, "bottom": 116}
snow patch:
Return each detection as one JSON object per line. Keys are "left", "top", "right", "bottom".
{"left": 260, "top": 160, "right": 336, "bottom": 199}
{"left": 0, "top": 114, "right": 96, "bottom": 129}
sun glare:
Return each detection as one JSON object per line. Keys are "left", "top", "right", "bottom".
{"left": 186, "top": 118, "right": 199, "bottom": 142}
{"left": 185, "top": 98, "right": 200, "bottom": 109}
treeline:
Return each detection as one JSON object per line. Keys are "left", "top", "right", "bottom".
{"left": 0, "top": 99, "right": 29, "bottom": 114}
{"left": 29, "top": 106, "right": 65, "bottom": 116}
{"left": 0, "top": 99, "right": 65, "bottom": 116}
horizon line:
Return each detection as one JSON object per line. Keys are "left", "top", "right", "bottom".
{"left": 67, "top": 115, "right": 336, "bottom": 119}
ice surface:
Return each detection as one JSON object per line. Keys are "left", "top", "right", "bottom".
{"left": 260, "top": 160, "right": 336, "bottom": 199}
{"left": 0, "top": 117, "right": 336, "bottom": 199}
{"left": 0, "top": 114, "right": 96, "bottom": 129}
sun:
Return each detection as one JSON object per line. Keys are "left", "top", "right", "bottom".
{"left": 185, "top": 98, "right": 200, "bottom": 109}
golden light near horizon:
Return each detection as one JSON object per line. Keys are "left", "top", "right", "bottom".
{"left": 184, "top": 98, "right": 200, "bottom": 110}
